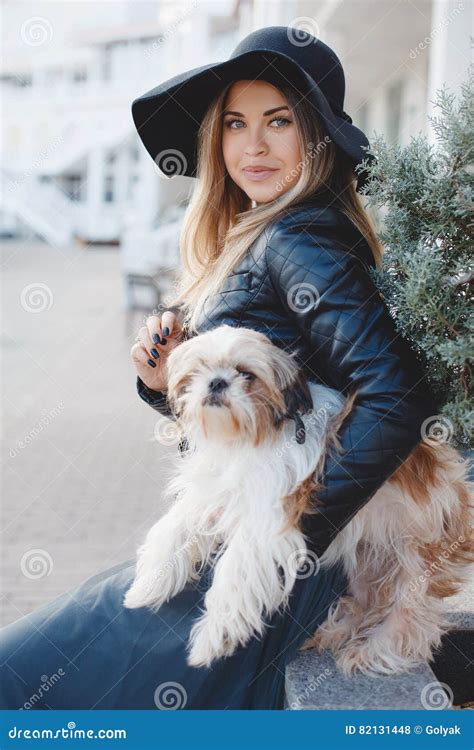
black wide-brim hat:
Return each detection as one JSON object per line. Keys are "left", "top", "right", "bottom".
{"left": 131, "top": 26, "right": 374, "bottom": 192}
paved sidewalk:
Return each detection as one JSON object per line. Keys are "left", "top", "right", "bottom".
{"left": 1, "top": 239, "right": 176, "bottom": 627}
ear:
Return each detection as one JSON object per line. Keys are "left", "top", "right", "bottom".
{"left": 272, "top": 368, "right": 313, "bottom": 445}
{"left": 282, "top": 368, "right": 313, "bottom": 418}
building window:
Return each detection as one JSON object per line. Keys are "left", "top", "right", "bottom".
{"left": 72, "top": 68, "right": 88, "bottom": 84}
{"left": 16, "top": 74, "right": 33, "bottom": 88}
{"left": 102, "top": 47, "right": 112, "bottom": 81}
{"left": 63, "top": 174, "right": 83, "bottom": 202}
{"left": 104, "top": 174, "right": 115, "bottom": 203}
{"left": 127, "top": 174, "right": 139, "bottom": 200}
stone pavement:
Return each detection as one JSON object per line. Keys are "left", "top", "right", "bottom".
{"left": 1, "top": 239, "right": 176, "bottom": 627}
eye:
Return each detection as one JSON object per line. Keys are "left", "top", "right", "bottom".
{"left": 224, "top": 117, "right": 292, "bottom": 130}
{"left": 269, "top": 117, "right": 291, "bottom": 128}
{"left": 225, "top": 118, "right": 245, "bottom": 129}
{"left": 237, "top": 369, "right": 256, "bottom": 381}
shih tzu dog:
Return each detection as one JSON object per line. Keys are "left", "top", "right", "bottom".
{"left": 124, "top": 324, "right": 473, "bottom": 674}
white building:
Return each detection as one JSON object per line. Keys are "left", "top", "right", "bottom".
{"left": 1, "top": 0, "right": 471, "bottom": 253}
{"left": 1, "top": 1, "right": 237, "bottom": 246}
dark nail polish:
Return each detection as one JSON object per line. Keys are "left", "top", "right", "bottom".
{"left": 147, "top": 358, "right": 157, "bottom": 368}
{"left": 152, "top": 333, "right": 161, "bottom": 344}
{"left": 160, "top": 338, "right": 167, "bottom": 345}
{"left": 163, "top": 327, "right": 169, "bottom": 337}
{"left": 150, "top": 348, "right": 160, "bottom": 358}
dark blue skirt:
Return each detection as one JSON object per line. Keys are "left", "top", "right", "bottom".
{"left": 0, "top": 555, "right": 348, "bottom": 710}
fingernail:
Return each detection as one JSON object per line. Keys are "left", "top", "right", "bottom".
{"left": 162, "top": 327, "right": 169, "bottom": 337}
{"left": 150, "top": 348, "right": 160, "bottom": 358}
{"left": 147, "top": 359, "right": 157, "bottom": 368}
{"left": 160, "top": 338, "right": 167, "bottom": 345}
{"left": 152, "top": 333, "right": 161, "bottom": 344}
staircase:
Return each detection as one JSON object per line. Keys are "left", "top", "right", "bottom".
{"left": 1, "top": 169, "right": 76, "bottom": 247}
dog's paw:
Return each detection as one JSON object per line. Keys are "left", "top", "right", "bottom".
{"left": 298, "top": 630, "right": 325, "bottom": 653}
{"left": 335, "top": 638, "right": 414, "bottom": 677}
{"left": 123, "top": 573, "right": 166, "bottom": 612}
{"left": 186, "top": 617, "right": 235, "bottom": 668}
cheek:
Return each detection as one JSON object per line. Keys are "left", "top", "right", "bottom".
{"left": 272, "top": 129, "right": 300, "bottom": 169}
{"left": 222, "top": 134, "right": 238, "bottom": 171}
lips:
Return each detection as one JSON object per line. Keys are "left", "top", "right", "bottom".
{"left": 243, "top": 166, "right": 278, "bottom": 172}
{"left": 242, "top": 166, "right": 279, "bottom": 181}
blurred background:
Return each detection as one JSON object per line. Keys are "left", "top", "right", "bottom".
{"left": 1, "top": 0, "right": 472, "bottom": 626}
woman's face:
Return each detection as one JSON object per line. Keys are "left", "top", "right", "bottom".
{"left": 222, "top": 79, "right": 301, "bottom": 205}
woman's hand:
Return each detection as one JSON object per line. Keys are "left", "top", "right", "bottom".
{"left": 131, "top": 311, "right": 184, "bottom": 392}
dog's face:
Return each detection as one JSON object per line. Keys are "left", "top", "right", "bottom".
{"left": 165, "top": 325, "right": 313, "bottom": 446}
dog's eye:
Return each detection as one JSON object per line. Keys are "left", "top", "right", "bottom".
{"left": 237, "top": 370, "right": 255, "bottom": 381}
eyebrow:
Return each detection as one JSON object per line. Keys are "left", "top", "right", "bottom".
{"left": 223, "top": 106, "right": 290, "bottom": 117}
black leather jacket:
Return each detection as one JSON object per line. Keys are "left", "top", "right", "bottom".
{"left": 137, "top": 197, "right": 440, "bottom": 557}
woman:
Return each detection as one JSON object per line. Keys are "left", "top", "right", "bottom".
{"left": 0, "top": 27, "right": 438, "bottom": 710}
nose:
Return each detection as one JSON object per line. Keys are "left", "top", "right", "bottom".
{"left": 208, "top": 377, "right": 228, "bottom": 394}
{"left": 245, "top": 141, "right": 267, "bottom": 156}
{"left": 245, "top": 128, "right": 268, "bottom": 156}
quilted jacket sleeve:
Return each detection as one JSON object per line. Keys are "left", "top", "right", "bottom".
{"left": 136, "top": 375, "right": 176, "bottom": 419}
{"left": 265, "top": 218, "right": 441, "bottom": 558}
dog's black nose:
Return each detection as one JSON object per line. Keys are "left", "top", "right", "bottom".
{"left": 208, "top": 377, "right": 228, "bottom": 393}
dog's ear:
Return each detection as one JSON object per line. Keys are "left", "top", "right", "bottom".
{"left": 282, "top": 369, "right": 313, "bottom": 417}
{"left": 276, "top": 369, "right": 313, "bottom": 445}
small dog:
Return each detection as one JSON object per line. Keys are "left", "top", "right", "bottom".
{"left": 124, "top": 325, "right": 474, "bottom": 674}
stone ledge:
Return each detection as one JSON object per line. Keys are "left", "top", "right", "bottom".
{"left": 285, "top": 602, "right": 474, "bottom": 710}
{"left": 284, "top": 650, "right": 446, "bottom": 710}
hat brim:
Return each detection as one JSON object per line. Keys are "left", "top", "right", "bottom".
{"left": 131, "top": 49, "right": 372, "bottom": 184}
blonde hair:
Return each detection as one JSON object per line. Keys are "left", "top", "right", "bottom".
{"left": 167, "top": 79, "right": 383, "bottom": 333}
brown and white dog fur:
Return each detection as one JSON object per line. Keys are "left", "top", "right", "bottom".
{"left": 124, "top": 325, "right": 474, "bottom": 674}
